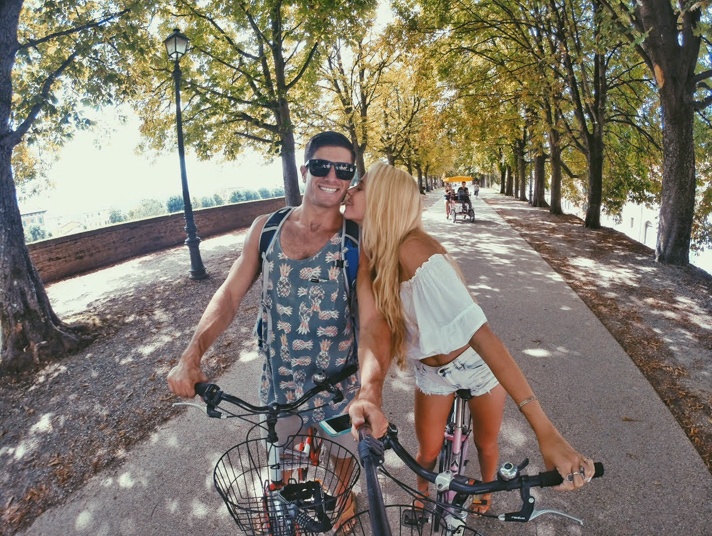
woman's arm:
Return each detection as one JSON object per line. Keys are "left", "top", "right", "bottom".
{"left": 348, "top": 252, "right": 393, "bottom": 437}
{"left": 470, "top": 323, "right": 594, "bottom": 488}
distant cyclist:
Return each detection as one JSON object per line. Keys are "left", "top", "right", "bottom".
{"left": 456, "top": 181, "right": 472, "bottom": 212}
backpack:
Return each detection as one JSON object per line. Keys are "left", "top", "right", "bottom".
{"left": 255, "top": 207, "right": 360, "bottom": 346}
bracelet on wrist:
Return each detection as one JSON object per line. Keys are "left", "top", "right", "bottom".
{"left": 517, "top": 395, "right": 537, "bottom": 411}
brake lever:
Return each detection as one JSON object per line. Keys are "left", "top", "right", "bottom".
{"left": 172, "top": 401, "right": 225, "bottom": 418}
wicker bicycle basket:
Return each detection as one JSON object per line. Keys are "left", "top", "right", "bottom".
{"left": 213, "top": 434, "right": 359, "bottom": 535}
{"left": 335, "top": 504, "right": 485, "bottom": 536}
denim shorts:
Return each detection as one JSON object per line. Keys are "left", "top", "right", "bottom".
{"left": 413, "top": 347, "right": 499, "bottom": 396}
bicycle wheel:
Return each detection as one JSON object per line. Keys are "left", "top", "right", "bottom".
{"left": 433, "top": 399, "right": 472, "bottom": 531}
{"left": 338, "top": 505, "right": 485, "bottom": 535}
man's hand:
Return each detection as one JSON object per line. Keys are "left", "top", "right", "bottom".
{"left": 167, "top": 359, "right": 208, "bottom": 398}
{"left": 348, "top": 398, "right": 389, "bottom": 439}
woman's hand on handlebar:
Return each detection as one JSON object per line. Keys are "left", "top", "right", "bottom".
{"left": 348, "top": 398, "right": 389, "bottom": 439}
{"left": 167, "top": 357, "right": 208, "bottom": 398}
{"left": 538, "top": 428, "right": 596, "bottom": 491}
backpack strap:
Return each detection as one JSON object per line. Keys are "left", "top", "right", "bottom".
{"left": 255, "top": 206, "right": 295, "bottom": 347}
{"left": 341, "top": 218, "right": 360, "bottom": 295}
{"left": 259, "top": 206, "right": 295, "bottom": 258}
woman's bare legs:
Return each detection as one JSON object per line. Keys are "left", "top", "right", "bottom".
{"left": 414, "top": 388, "right": 454, "bottom": 507}
{"left": 468, "top": 384, "right": 506, "bottom": 513}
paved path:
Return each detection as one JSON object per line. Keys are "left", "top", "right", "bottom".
{"left": 21, "top": 191, "right": 712, "bottom": 535}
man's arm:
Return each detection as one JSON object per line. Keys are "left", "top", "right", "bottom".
{"left": 167, "top": 215, "right": 267, "bottom": 398}
{"left": 348, "top": 252, "right": 393, "bottom": 437}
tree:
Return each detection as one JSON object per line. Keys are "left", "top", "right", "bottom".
{"left": 166, "top": 195, "right": 183, "bottom": 213}
{"left": 24, "top": 225, "right": 46, "bottom": 243}
{"left": 229, "top": 190, "right": 245, "bottom": 203}
{"left": 128, "top": 199, "right": 166, "bottom": 220}
{"left": 109, "top": 209, "right": 127, "bottom": 223}
{"left": 600, "top": 0, "right": 712, "bottom": 265}
{"left": 319, "top": 31, "right": 398, "bottom": 175}
{"left": 136, "top": 0, "right": 376, "bottom": 207}
{"left": 0, "top": 0, "right": 141, "bottom": 374}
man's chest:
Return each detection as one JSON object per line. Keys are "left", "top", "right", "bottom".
{"left": 279, "top": 226, "right": 339, "bottom": 260}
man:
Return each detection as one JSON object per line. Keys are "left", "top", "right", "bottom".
{"left": 167, "top": 131, "right": 360, "bottom": 525}
{"left": 456, "top": 180, "right": 472, "bottom": 212}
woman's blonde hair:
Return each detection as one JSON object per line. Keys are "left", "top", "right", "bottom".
{"left": 361, "top": 161, "right": 422, "bottom": 368}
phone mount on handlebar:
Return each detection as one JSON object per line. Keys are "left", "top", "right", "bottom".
{"left": 311, "top": 372, "right": 344, "bottom": 404}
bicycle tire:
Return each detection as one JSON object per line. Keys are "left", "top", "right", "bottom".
{"left": 433, "top": 398, "right": 472, "bottom": 531}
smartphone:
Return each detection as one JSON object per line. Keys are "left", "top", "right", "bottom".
{"left": 319, "top": 413, "right": 351, "bottom": 437}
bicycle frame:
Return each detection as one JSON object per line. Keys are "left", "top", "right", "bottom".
{"left": 435, "top": 390, "right": 474, "bottom": 533}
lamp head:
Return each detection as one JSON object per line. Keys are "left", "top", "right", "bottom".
{"left": 164, "top": 28, "right": 189, "bottom": 61}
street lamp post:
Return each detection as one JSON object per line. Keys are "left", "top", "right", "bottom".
{"left": 164, "top": 28, "right": 207, "bottom": 280}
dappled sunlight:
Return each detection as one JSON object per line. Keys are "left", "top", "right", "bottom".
{"left": 387, "top": 368, "right": 414, "bottom": 393}
{"left": 74, "top": 510, "right": 95, "bottom": 531}
{"left": 136, "top": 334, "right": 177, "bottom": 356}
{"left": 500, "top": 418, "right": 531, "bottom": 452}
{"left": 117, "top": 471, "right": 137, "bottom": 489}
{"left": 522, "top": 347, "right": 553, "bottom": 358}
{"left": 30, "top": 413, "right": 54, "bottom": 434}
{"left": 238, "top": 349, "right": 261, "bottom": 362}
{"left": 28, "top": 363, "right": 69, "bottom": 392}
{"left": 190, "top": 498, "right": 211, "bottom": 519}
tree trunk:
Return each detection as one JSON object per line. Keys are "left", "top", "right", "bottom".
{"left": 532, "top": 152, "right": 549, "bottom": 208}
{"left": 655, "top": 87, "right": 696, "bottom": 264}
{"left": 548, "top": 126, "right": 563, "bottom": 214}
{"left": 0, "top": 145, "right": 91, "bottom": 374}
{"left": 505, "top": 164, "right": 514, "bottom": 196}
{"left": 517, "top": 151, "right": 527, "bottom": 201}
{"left": 584, "top": 134, "right": 604, "bottom": 228}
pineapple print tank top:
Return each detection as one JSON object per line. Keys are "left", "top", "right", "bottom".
{"left": 257, "top": 224, "right": 358, "bottom": 424}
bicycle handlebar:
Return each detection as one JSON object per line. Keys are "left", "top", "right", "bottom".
{"left": 384, "top": 423, "right": 603, "bottom": 495}
{"left": 194, "top": 362, "right": 357, "bottom": 418}
{"left": 357, "top": 423, "right": 604, "bottom": 525}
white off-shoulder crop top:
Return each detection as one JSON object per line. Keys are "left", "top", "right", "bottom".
{"left": 400, "top": 253, "right": 487, "bottom": 360}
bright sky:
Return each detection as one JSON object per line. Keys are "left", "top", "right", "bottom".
{"left": 19, "top": 107, "right": 283, "bottom": 217}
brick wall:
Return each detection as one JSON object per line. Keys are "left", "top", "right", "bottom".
{"left": 29, "top": 198, "right": 286, "bottom": 284}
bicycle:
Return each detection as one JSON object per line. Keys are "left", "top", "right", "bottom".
{"left": 179, "top": 364, "right": 360, "bottom": 535}
{"left": 341, "top": 423, "right": 604, "bottom": 535}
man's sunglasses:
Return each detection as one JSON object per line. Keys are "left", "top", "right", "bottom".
{"left": 307, "top": 159, "right": 357, "bottom": 181}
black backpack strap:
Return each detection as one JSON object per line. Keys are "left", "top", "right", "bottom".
{"left": 259, "top": 206, "right": 294, "bottom": 257}
{"left": 342, "top": 219, "right": 360, "bottom": 291}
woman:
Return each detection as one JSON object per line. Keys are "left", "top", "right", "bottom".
{"left": 444, "top": 183, "right": 455, "bottom": 218}
{"left": 344, "top": 162, "right": 594, "bottom": 513}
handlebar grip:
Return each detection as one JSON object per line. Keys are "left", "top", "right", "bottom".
{"left": 539, "top": 462, "right": 605, "bottom": 487}
{"left": 194, "top": 382, "right": 211, "bottom": 397}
